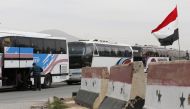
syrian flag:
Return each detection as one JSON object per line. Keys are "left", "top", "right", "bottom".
{"left": 152, "top": 6, "right": 179, "bottom": 46}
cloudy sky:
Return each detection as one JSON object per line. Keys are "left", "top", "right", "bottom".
{"left": 0, "top": 0, "right": 189, "bottom": 50}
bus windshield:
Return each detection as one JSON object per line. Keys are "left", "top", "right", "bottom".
{"left": 68, "top": 42, "right": 93, "bottom": 69}
{"left": 68, "top": 42, "right": 86, "bottom": 55}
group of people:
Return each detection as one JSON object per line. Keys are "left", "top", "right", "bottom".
{"left": 16, "top": 63, "right": 43, "bottom": 91}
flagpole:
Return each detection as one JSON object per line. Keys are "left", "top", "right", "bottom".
{"left": 176, "top": 5, "right": 181, "bottom": 60}
{"left": 164, "top": 46, "right": 166, "bottom": 57}
{"left": 178, "top": 38, "right": 181, "bottom": 60}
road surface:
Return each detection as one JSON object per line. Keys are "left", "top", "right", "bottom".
{"left": 0, "top": 83, "right": 80, "bottom": 109}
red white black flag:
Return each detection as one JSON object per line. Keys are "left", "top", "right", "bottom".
{"left": 151, "top": 6, "right": 179, "bottom": 46}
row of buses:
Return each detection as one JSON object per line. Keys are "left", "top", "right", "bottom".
{"left": 67, "top": 40, "right": 188, "bottom": 84}
{"left": 0, "top": 30, "right": 188, "bottom": 89}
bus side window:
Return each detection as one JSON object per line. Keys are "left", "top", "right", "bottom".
{"left": 59, "top": 47, "right": 66, "bottom": 54}
{"left": 15, "top": 37, "right": 31, "bottom": 47}
{"left": 97, "top": 44, "right": 104, "bottom": 56}
{"left": 2, "top": 37, "right": 12, "bottom": 47}
{"left": 111, "top": 48, "right": 116, "bottom": 57}
{"left": 104, "top": 46, "right": 111, "bottom": 57}
{"left": 117, "top": 51, "right": 121, "bottom": 57}
{"left": 94, "top": 47, "right": 98, "bottom": 55}
{"left": 124, "top": 50, "right": 129, "bottom": 57}
{"left": 0, "top": 37, "right": 11, "bottom": 52}
{"left": 56, "top": 40, "right": 66, "bottom": 54}
{"left": 44, "top": 39, "right": 56, "bottom": 54}
{"left": 124, "top": 47, "right": 132, "bottom": 57}
{"left": 31, "top": 38, "right": 43, "bottom": 54}
{"left": 117, "top": 46, "right": 125, "bottom": 57}
{"left": 85, "top": 44, "right": 93, "bottom": 55}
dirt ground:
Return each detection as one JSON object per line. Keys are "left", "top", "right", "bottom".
{"left": 30, "top": 98, "right": 88, "bottom": 109}
{"left": 63, "top": 98, "right": 88, "bottom": 109}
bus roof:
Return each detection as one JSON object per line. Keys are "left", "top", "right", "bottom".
{"left": 72, "top": 39, "right": 132, "bottom": 47}
{"left": 0, "top": 30, "right": 66, "bottom": 40}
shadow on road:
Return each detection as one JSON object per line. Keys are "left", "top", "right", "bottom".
{"left": 50, "top": 82, "right": 80, "bottom": 88}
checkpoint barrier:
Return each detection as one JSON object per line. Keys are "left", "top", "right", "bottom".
{"left": 126, "top": 61, "right": 146, "bottom": 109}
{"left": 99, "top": 61, "right": 145, "bottom": 109}
{"left": 75, "top": 67, "right": 109, "bottom": 109}
{"left": 145, "top": 61, "right": 190, "bottom": 109}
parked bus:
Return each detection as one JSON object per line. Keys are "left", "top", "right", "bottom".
{"left": 132, "top": 44, "right": 187, "bottom": 71}
{"left": 67, "top": 39, "right": 133, "bottom": 84}
{"left": 0, "top": 31, "right": 69, "bottom": 89}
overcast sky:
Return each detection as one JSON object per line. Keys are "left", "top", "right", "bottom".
{"left": 0, "top": 0, "right": 189, "bottom": 50}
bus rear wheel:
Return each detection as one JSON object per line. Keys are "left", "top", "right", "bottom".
{"left": 44, "top": 74, "right": 52, "bottom": 88}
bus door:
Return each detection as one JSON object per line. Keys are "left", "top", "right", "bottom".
{"left": 4, "top": 47, "right": 34, "bottom": 68}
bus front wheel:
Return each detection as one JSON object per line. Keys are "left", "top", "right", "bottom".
{"left": 44, "top": 74, "right": 52, "bottom": 88}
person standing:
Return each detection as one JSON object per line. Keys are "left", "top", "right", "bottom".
{"left": 32, "top": 63, "right": 43, "bottom": 91}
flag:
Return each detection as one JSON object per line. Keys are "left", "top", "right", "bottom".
{"left": 152, "top": 6, "right": 179, "bottom": 46}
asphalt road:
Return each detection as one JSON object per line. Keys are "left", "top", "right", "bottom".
{"left": 0, "top": 82, "right": 80, "bottom": 109}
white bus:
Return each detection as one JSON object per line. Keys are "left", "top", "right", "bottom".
{"left": 0, "top": 31, "right": 69, "bottom": 89}
{"left": 132, "top": 45, "right": 187, "bottom": 72}
{"left": 67, "top": 39, "right": 133, "bottom": 84}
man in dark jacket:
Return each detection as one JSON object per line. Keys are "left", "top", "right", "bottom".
{"left": 32, "top": 63, "right": 43, "bottom": 91}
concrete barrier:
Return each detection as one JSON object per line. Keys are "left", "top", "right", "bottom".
{"left": 99, "top": 64, "right": 133, "bottom": 109}
{"left": 75, "top": 67, "right": 109, "bottom": 109}
{"left": 99, "top": 62, "right": 146, "bottom": 109}
{"left": 126, "top": 61, "right": 146, "bottom": 109}
{"left": 145, "top": 61, "right": 190, "bottom": 109}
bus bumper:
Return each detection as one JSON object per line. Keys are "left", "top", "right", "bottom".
{"left": 67, "top": 69, "right": 82, "bottom": 82}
